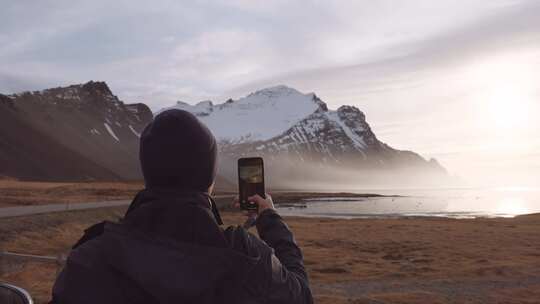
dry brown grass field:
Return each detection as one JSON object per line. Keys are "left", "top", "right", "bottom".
{"left": 0, "top": 180, "right": 383, "bottom": 208}
{"left": 1, "top": 182, "right": 540, "bottom": 303}
{"left": 0, "top": 180, "right": 144, "bottom": 207}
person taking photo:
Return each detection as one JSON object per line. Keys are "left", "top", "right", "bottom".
{"left": 51, "top": 109, "right": 313, "bottom": 304}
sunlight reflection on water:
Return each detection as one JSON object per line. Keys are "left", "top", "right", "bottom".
{"left": 276, "top": 188, "right": 540, "bottom": 219}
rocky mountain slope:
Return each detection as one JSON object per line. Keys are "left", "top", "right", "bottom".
{"left": 161, "top": 86, "right": 447, "bottom": 189}
{"left": 0, "top": 81, "right": 151, "bottom": 181}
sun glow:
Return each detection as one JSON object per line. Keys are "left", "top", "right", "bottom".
{"left": 467, "top": 55, "right": 538, "bottom": 137}
{"left": 495, "top": 197, "right": 529, "bottom": 216}
{"left": 484, "top": 86, "right": 533, "bottom": 130}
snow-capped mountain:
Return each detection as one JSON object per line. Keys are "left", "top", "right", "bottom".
{"left": 161, "top": 85, "right": 326, "bottom": 144}
{"left": 160, "top": 85, "right": 447, "bottom": 189}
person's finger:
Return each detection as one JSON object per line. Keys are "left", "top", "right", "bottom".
{"left": 247, "top": 194, "right": 264, "bottom": 204}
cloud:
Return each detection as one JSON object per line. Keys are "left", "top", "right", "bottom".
{"left": 3, "top": 0, "right": 533, "bottom": 101}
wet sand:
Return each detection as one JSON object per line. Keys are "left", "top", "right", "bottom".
{"left": 1, "top": 206, "right": 539, "bottom": 303}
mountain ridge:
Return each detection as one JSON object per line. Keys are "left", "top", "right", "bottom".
{"left": 161, "top": 85, "right": 443, "bottom": 167}
{"left": 0, "top": 81, "right": 150, "bottom": 181}
{"left": 1, "top": 81, "right": 447, "bottom": 189}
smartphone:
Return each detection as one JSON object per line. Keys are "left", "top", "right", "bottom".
{"left": 238, "top": 157, "right": 265, "bottom": 210}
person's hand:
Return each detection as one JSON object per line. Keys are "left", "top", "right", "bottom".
{"left": 232, "top": 194, "right": 275, "bottom": 229}
{"left": 247, "top": 194, "right": 275, "bottom": 214}
{"left": 232, "top": 193, "right": 275, "bottom": 218}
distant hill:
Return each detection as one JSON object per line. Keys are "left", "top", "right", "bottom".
{"left": 0, "top": 81, "right": 151, "bottom": 181}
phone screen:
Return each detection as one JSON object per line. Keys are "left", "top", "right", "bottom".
{"left": 238, "top": 157, "right": 265, "bottom": 210}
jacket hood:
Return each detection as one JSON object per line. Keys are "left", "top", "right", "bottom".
{"left": 140, "top": 109, "right": 218, "bottom": 192}
{"left": 126, "top": 189, "right": 223, "bottom": 226}
{"left": 100, "top": 222, "right": 259, "bottom": 302}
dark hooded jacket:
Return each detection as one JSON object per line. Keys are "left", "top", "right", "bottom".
{"left": 50, "top": 191, "right": 312, "bottom": 304}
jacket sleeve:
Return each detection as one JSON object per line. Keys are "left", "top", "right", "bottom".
{"left": 254, "top": 209, "right": 313, "bottom": 304}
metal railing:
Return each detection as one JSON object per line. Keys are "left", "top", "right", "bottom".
{"left": 0, "top": 251, "right": 67, "bottom": 277}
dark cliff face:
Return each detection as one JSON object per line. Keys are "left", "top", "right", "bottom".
{"left": 0, "top": 81, "right": 153, "bottom": 181}
{"left": 126, "top": 103, "right": 154, "bottom": 124}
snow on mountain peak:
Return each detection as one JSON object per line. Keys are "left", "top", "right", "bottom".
{"left": 174, "top": 100, "right": 213, "bottom": 116}
{"left": 247, "top": 85, "right": 302, "bottom": 98}
{"left": 159, "top": 85, "right": 326, "bottom": 143}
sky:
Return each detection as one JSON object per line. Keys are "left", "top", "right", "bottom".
{"left": 1, "top": 0, "right": 539, "bottom": 187}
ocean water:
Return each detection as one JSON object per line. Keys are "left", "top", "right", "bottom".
{"left": 276, "top": 187, "right": 540, "bottom": 219}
